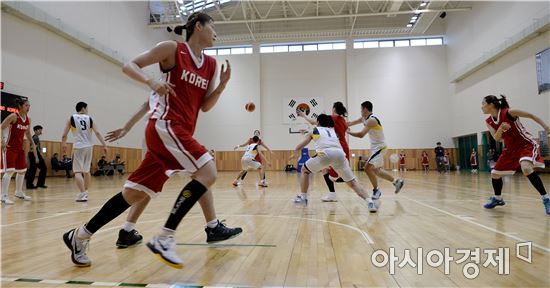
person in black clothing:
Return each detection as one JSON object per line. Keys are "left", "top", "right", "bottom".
{"left": 26, "top": 125, "right": 47, "bottom": 188}
{"left": 434, "top": 142, "right": 445, "bottom": 173}
{"left": 51, "top": 153, "right": 72, "bottom": 178}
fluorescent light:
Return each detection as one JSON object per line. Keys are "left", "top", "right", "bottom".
{"left": 420, "top": 2, "right": 427, "bottom": 7}
{"left": 410, "top": 19, "right": 417, "bottom": 23}
{"left": 407, "top": 24, "right": 413, "bottom": 28}
{"left": 412, "top": 16, "right": 418, "bottom": 20}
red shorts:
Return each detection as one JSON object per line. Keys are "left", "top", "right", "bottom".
{"left": 124, "top": 119, "right": 212, "bottom": 197}
{"left": 492, "top": 144, "right": 545, "bottom": 175}
{"left": 0, "top": 148, "right": 27, "bottom": 173}
{"left": 328, "top": 145, "right": 350, "bottom": 178}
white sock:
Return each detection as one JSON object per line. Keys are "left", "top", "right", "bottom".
{"left": 300, "top": 193, "right": 308, "bottom": 199}
{"left": 2, "top": 172, "right": 13, "bottom": 197}
{"left": 15, "top": 173, "right": 24, "bottom": 194}
{"left": 78, "top": 225, "right": 93, "bottom": 239}
{"left": 328, "top": 191, "right": 336, "bottom": 195}
{"left": 122, "top": 221, "right": 136, "bottom": 232}
{"left": 542, "top": 195, "right": 549, "bottom": 200}
{"left": 367, "top": 197, "right": 374, "bottom": 204}
{"left": 206, "top": 219, "right": 219, "bottom": 228}
{"left": 494, "top": 195, "right": 503, "bottom": 200}
{"left": 159, "top": 227, "right": 175, "bottom": 237}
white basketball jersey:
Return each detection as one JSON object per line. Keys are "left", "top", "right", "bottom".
{"left": 242, "top": 143, "right": 259, "bottom": 160}
{"left": 362, "top": 114, "right": 387, "bottom": 151}
{"left": 70, "top": 113, "right": 93, "bottom": 149}
{"left": 312, "top": 126, "right": 342, "bottom": 153}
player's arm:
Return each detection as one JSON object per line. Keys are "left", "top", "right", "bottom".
{"left": 259, "top": 142, "right": 273, "bottom": 155}
{"left": 296, "top": 110, "right": 317, "bottom": 125}
{"left": 509, "top": 109, "right": 550, "bottom": 134}
{"left": 258, "top": 149, "right": 270, "bottom": 166}
{"left": 106, "top": 101, "right": 149, "bottom": 142}
{"left": 485, "top": 122, "right": 504, "bottom": 142}
{"left": 61, "top": 119, "right": 71, "bottom": 154}
{"left": 347, "top": 117, "right": 363, "bottom": 127}
{"left": 91, "top": 121, "right": 108, "bottom": 156}
{"left": 123, "top": 41, "right": 177, "bottom": 97}
{"left": 290, "top": 133, "right": 313, "bottom": 160}
{"left": 202, "top": 60, "right": 231, "bottom": 112}
{"left": 348, "top": 118, "right": 373, "bottom": 138}
{"left": 234, "top": 140, "right": 250, "bottom": 150}
{"left": 1, "top": 114, "right": 16, "bottom": 150}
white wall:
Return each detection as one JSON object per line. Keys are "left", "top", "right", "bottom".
{"left": 347, "top": 46, "right": 452, "bottom": 149}
{"left": 446, "top": 1, "right": 550, "bottom": 139}
{"left": 1, "top": 11, "right": 154, "bottom": 148}
{"left": 446, "top": 1, "right": 550, "bottom": 77}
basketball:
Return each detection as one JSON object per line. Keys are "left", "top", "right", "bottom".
{"left": 245, "top": 102, "right": 255, "bottom": 112}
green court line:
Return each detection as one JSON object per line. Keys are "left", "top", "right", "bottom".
{"left": 176, "top": 243, "right": 276, "bottom": 247}
{"left": 15, "top": 278, "right": 42, "bottom": 282}
{"left": 118, "top": 283, "right": 147, "bottom": 287}
{"left": 66, "top": 280, "right": 95, "bottom": 285}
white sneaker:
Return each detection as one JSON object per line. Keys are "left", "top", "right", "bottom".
{"left": 75, "top": 192, "right": 88, "bottom": 202}
{"left": 258, "top": 180, "right": 268, "bottom": 187}
{"left": 62, "top": 228, "right": 91, "bottom": 267}
{"left": 1, "top": 195, "right": 14, "bottom": 205}
{"left": 15, "top": 191, "right": 32, "bottom": 201}
{"left": 146, "top": 235, "right": 183, "bottom": 269}
{"left": 393, "top": 179, "right": 405, "bottom": 194}
{"left": 321, "top": 192, "right": 338, "bottom": 202}
{"left": 293, "top": 195, "right": 308, "bottom": 206}
{"left": 368, "top": 201, "right": 378, "bottom": 213}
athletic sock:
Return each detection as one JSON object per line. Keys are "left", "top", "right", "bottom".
{"left": 85, "top": 192, "right": 131, "bottom": 234}
{"left": 527, "top": 172, "right": 547, "bottom": 196}
{"left": 164, "top": 180, "right": 208, "bottom": 231}
{"left": 323, "top": 173, "right": 335, "bottom": 192}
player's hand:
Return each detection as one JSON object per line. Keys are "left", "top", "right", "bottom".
{"left": 61, "top": 143, "right": 68, "bottom": 154}
{"left": 220, "top": 60, "right": 231, "bottom": 86}
{"left": 147, "top": 79, "right": 176, "bottom": 97}
{"left": 102, "top": 146, "right": 108, "bottom": 156}
{"left": 499, "top": 122, "right": 511, "bottom": 133}
{"left": 233, "top": 145, "right": 239, "bottom": 150}
{"left": 106, "top": 128, "right": 127, "bottom": 142}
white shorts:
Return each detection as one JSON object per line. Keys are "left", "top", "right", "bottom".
{"left": 304, "top": 148, "right": 355, "bottom": 182}
{"left": 367, "top": 147, "right": 387, "bottom": 168}
{"left": 73, "top": 147, "right": 93, "bottom": 173}
{"left": 241, "top": 158, "right": 262, "bottom": 170}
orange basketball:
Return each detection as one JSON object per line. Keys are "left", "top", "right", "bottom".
{"left": 245, "top": 102, "right": 255, "bottom": 112}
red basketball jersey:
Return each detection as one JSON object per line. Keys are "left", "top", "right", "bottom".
{"left": 421, "top": 154, "right": 429, "bottom": 164}
{"left": 486, "top": 108, "right": 537, "bottom": 150}
{"left": 150, "top": 42, "right": 216, "bottom": 135}
{"left": 470, "top": 152, "right": 477, "bottom": 165}
{"left": 331, "top": 115, "right": 349, "bottom": 152}
{"left": 5, "top": 113, "right": 29, "bottom": 150}
{"left": 399, "top": 154, "right": 406, "bottom": 165}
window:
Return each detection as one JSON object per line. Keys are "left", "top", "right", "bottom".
{"left": 217, "top": 48, "right": 231, "bottom": 55}
{"left": 202, "top": 45, "right": 253, "bottom": 55}
{"left": 354, "top": 37, "right": 444, "bottom": 49}
{"left": 260, "top": 41, "right": 346, "bottom": 54}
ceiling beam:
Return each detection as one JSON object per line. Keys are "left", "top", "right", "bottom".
{"left": 208, "top": 7, "right": 471, "bottom": 25}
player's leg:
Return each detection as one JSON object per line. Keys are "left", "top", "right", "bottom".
{"left": 1, "top": 171, "right": 14, "bottom": 204}
{"left": 321, "top": 168, "right": 337, "bottom": 202}
{"left": 520, "top": 159, "right": 549, "bottom": 214}
{"left": 258, "top": 162, "right": 267, "bottom": 187}
{"left": 375, "top": 168, "right": 405, "bottom": 194}
{"left": 25, "top": 152, "right": 37, "bottom": 188}
{"left": 14, "top": 150, "right": 31, "bottom": 200}
{"left": 116, "top": 196, "right": 150, "bottom": 248}
{"left": 484, "top": 150, "right": 515, "bottom": 209}
{"left": 332, "top": 151, "right": 377, "bottom": 212}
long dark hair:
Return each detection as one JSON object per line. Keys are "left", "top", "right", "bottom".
{"left": 333, "top": 102, "right": 347, "bottom": 117}
{"left": 317, "top": 114, "right": 335, "bottom": 128}
{"left": 484, "top": 95, "right": 509, "bottom": 109}
{"left": 174, "top": 12, "right": 214, "bottom": 41}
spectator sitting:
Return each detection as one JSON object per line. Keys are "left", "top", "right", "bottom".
{"left": 62, "top": 154, "right": 73, "bottom": 170}
{"left": 94, "top": 156, "right": 112, "bottom": 176}
{"left": 51, "top": 153, "right": 72, "bottom": 178}
{"left": 111, "top": 153, "right": 125, "bottom": 175}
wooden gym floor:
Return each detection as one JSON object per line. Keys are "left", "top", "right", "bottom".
{"left": 1, "top": 171, "right": 549, "bottom": 287}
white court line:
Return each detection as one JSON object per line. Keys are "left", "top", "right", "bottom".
{"left": 402, "top": 196, "right": 550, "bottom": 253}
{"left": 95, "top": 214, "right": 375, "bottom": 244}
{"left": 1, "top": 205, "right": 103, "bottom": 228}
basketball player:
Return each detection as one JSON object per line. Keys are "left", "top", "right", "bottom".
{"left": 421, "top": 151, "right": 429, "bottom": 173}
{"left": 233, "top": 130, "right": 271, "bottom": 187}
{"left": 61, "top": 102, "right": 108, "bottom": 202}
{"left": 297, "top": 101, "right": 349, "bottom": 202}
{"left": 105, "top": 97, "right": 243, "bottom": 248}
{"left": 233, "top": 136, "right": 270, "bottom": 186}
{"left": 399, "top": 151, "right": 406, "bottom": 172}
{"left": 62, "top": 12, "right": 242, "bottom": 268}
{"left": 481, "top": 95, "right": 550, "bottom": 214}
{"left": 1, "top": 98, "right": 38, "bottom": 204}
{"left": 347, "top": 101, "right": 404, "bottom": 198}
{"left": 289, "top": 114, "right": 377, "bottom": 212}
{"left": 470, "top": 148, "right": 478, "bottom": 173}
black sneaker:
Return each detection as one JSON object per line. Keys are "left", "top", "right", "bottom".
{"left": 205, "top": 221, "right": 243, "bottom": 243}
{"left": 116, "top": 229, "right": 143, "bottom": 248}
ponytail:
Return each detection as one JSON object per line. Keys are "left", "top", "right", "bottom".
{"left": 333, "top": 101, "right": 348, "bottom": 117}
{"left": 484, "top": 94, "right": 509, "bottom": 109}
